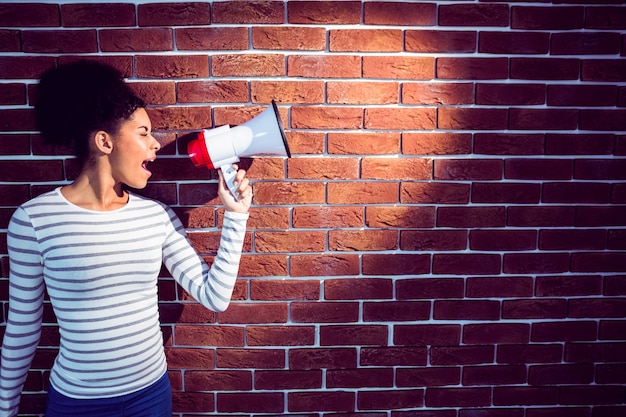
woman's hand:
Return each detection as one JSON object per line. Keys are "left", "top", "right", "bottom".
{"left": 217, "top": 165, "right": 252, "bottom": 213}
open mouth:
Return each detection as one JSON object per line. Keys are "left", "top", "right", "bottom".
{"left": 142, "top": 159, "right": 155, "bottom": 176}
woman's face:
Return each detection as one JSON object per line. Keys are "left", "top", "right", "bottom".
{"left": 109, "top": 108, "right": 160, "bottom": 190}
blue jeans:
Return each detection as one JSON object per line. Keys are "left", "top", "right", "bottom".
{"left": 45, "top": 373, "right": 172, "bottom": 417}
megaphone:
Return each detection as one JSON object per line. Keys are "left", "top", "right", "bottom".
{"left": 188, "top": 100, "right": 291, "bottom": 200}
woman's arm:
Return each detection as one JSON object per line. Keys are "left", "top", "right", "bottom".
{"left": 0, "top": 208, "right": 45, "bottom": 417}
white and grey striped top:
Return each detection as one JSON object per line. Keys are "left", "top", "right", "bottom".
{"left": 0, "top": 188, "right": 248, "bottom": 416}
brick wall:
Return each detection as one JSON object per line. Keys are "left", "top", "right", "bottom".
{"left": 1, "top": 0, "right": 625, "bottom": 415}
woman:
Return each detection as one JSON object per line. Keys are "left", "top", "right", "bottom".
{"left": 0, "top": 60, "right": 252, "bottom": 416}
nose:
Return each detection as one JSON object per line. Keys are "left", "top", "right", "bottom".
{"left": 152, "top": 135, "right": 161, "bottom": 151}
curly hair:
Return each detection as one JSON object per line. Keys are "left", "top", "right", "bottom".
{"left": 35, "top": 60, "right": 145, "bottom": 164}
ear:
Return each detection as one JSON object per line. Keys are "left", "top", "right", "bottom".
{"left": 93, "top": 130, "right": 113, "bottom": 155}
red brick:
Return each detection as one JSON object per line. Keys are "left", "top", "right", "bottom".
{"left": 250, "top": 279, "right": 319, "bottom": 301}
{"left": 397, "top": 367, "right": 460, "bottom": 387}
{"left": 0, "top": 134, "right": 28, "bottom": 155}
{"left": 476, "top": 84, "right": 546, "bottom": 106}
{"left": 61, "top": 3, "right": 135, "bottom": 27}
{"left": 437, "top": 207, "right": 506, "bottom": 228}
{"left": 401, "top": 182, "right": 470, "bottom": 204}
{"left": 432, "top": 254, "right": 501, "bottom": 275}
{"left": 288, "top": 157, "right": 358, "bottom": 180}
{"left": 291, "top": 302, "right": 359, "bottom": 323}
{"left": 559, "top": 385, "right": 624, "bottom": 406}
{"left": 502, "top": 299, "right": 568, "bottom": 319}
{"left": 505, "top": 158, "right": 573, "bottom": 180}
{"left": 330, "top": 29, "right": 402, "bottom": 52}
{"left": 185, "top": 370, "right": 251, "bottom": 391}
{"left": 546, "top": 133, "right": 615, "bottom": 155}
{"left": 253, "top": 182, "right": 325, "bottom": 205}
{"left": 586, "top": 6, "right": 626, "bottom": 29}
{"left": 328, "top": 182, "right": 398, "bottom": 204}
{"left": 532, "top": 321, "right": 598, "bottom": 342}
{"left": 255, "top": 369, "right": 322, "bottom": 390}
{"left": 288, "top": 391, "right": 355, "bottom": 413}
{"left": 479, "top": 31, "right": 549, "bottom": 54}
{"left": 287, "top": 1, "right": 361, "bottom": 25}
{"left": 431, "top": 345, "right": 494, "bottom": 366}
{"left": 363, "top": 56, "right": 434, "bottom": 79}
{"left": 435, "top": 159, "right": 503, "bottom": 180}
{"left": 401, "top": 230, "right": 467, "bottom": 252}
{"left": 470, "top": 230, "right": 537, "bottom": 251}
{"left": 434, "top": 300, "right": 501, "bottom": 321}
{"left": 175, "top": 325, "right": 244, "bottom": 347}
{"left": 22, "top": 29, "right": 97, "bottom": 53}
{"left": 0, "top": 3, "right": 59, "bottom": 27}
{"left": 512, "top": 6, "right": 584, "bottom": 30}
{"left": 426, "top": 387, "right": 492, "bottom": 408}
{"left": 100, "top": 28, "right": 173, "bottom": 52}
{"left": 176, "top": 27, "right": 248, "bottom": 51}
{"left": 137, "top": 55, "right": 208, "bottom": 78}
{"left": 358, "top": 389, "right": 424, "bottom": 410}
{"left": 507, "top": 206, "right": 575, "bottom": 227}
{"left": 396, "top": 278, "right": 464, "bottom": 300}
{"left": 366, "top": 206, "right": 435, "bottom": 228}
{"left": 293, "top": 206, "right": 363, "bottom": 228}
{"left": 463, "top": 365, "right": 527, "bottom": 386}
{"left": 290, "top": 254, "right": 359, "bottom": 277}
{"left": 247, "top": 325, "right": 315, "bottom": 346}
{"left": 212, "top": 1, "right": 284, "bottom": 24}
{"left": 496, "top": 344, "right": 563, "bottom": 365}
{"left": 440, "top": 3, "right": 509, "bottom": 27}
{"left": 438, "top": 108, "right": 508, "bottom": 130}
{"left": 292, "top": 106, "right": 362, "bottom": 129}
{"left": 255, "top": 230, "right": 324, "bottom": 253}
{"left": 238, "top": 254, "right": 287, "bottom": 278}
{"left": 173, "top": 392, "right": 214, "bottom": 413}
{"left": 178, "top": 80, "right": 248, "bottom": 103}
{"left": 364, "top": 2, "right": 436, "bottom": 26}
{"left": 289, "top": 347, "right": 357, "bottom": 370}
{"left": 252, "top": 26, "right": 325, "bottom": 50}
{"left": 362, "top": 254, "right": 430, "bottom": 276}
{"left": 0, "top": 160, "right": 63, "bottom": 182}
{"left": 328, "top": 81, "right": 398, "bottom": 105}
{"left": 362, "top": 158, "right": 432, "bottom": 180}
{"left": 437, "top": 57, "right": 508, "bottom": 80}
{"left": 504, "top": 253, "right": 570, "bottom": 274}
{"left": 329, "top": 132, "right": 400, "bottom": 155}
{"left": 463, "top": 323, "right": 530, "bottom": 344}
{"left": 138, "top": 2, "right": 211, "bottom": 26}
{"left": 327, "top": 368, "right": 393, "bottom": 388}
{"left": 329, "top": 229, "right": 398, "bottom": 251}
{"left": 582, "top": 59, "right": 626, "bottom": 82}
{"left": 0, "top": 29, "right": 20, "bottom": 51}
{"left": 475, "top": 133, "right": 544, "bottom": 155}
{"left": 289, "top": 55, "right": 361, "bottom": 78}
{"left": 217, "top": 392, "right": 284, "bottom": 413}
{"left": 404, "top": 82, "right": 473, "bottom": 106}
{"left": 216, "top": 348, "right": 285, "bottom": 368}
{"left": 365, "top": 107, "right": 436, "bottom": 130}
{"left": 552, "top": 32, "right": 621, "bottom": 55}
{"left": 510, "top": 108, "right": 579, "bottom": 130}
{"left": 403, "top": 132, "right": 472, "bottom": 155}
{"left": 320, "top": 325, "right": 388, "bottom": 347}
{"left": 472, "top": 182, "right": 540, "bottom": 204}
{"left": 252, "top": 80, "right": 323, "bottom": 104}
{"left": 406, "top": 30, "right": 476, "bottom": 53}
{"left": 493, "top": 386, "right": 559, "bottom": 406}
{"left": 394, "top": 324, "right": 461, "bottom": 346}
{"left": 540, "top": 229, "right": 607, "bottom": 250}
{"left": 511, "top": 58, "right": 580, "bottom": 80}
{"left": 212, "top": 53, "right": 285, "bottom": 77}
{"left": 364, "top": 301, "right": 431, "bottom": 322}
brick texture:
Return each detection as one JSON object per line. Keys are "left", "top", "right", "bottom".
{"left": 0, "top": 1, "right": 625, "bottom": 416}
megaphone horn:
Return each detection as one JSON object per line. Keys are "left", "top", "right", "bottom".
{"left": 188, "top": 100, "right": 291, "bottom": 200}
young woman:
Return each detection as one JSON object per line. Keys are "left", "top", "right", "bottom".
{"left": 0, "top": 60, "right": 252, "bottom": 417}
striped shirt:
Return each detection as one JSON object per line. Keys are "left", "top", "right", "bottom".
{"left": 0, "top": 188, "right": 248, "bottom": 416}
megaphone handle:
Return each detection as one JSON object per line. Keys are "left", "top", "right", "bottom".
{"left": 220, "top": 164, "right": 241, "bottom": 201}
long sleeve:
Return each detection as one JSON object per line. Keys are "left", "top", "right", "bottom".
{"left": 162, "top": 209, "right": 248, "bottom": 312}
{"left": 0, "top": 208, "right": 45, "bottom": 417}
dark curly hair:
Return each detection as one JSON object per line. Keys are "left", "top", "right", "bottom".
{"left": 35, "top": 60, "right": 145, "bottom": 164}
